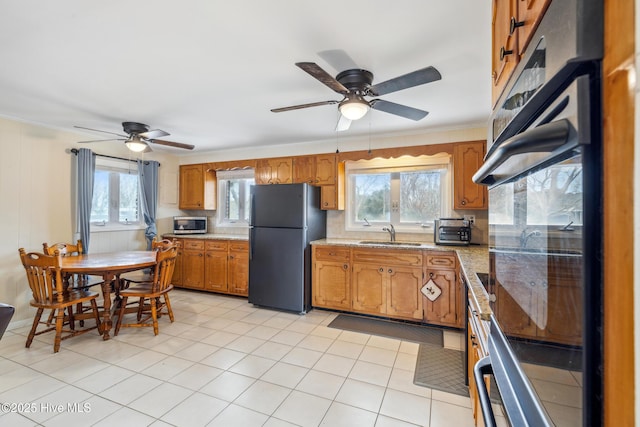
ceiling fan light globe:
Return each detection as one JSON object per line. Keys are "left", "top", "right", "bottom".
{"left": 125, "top": 137, "right": 148, "bottom": 152}
{"left": 339, "top": 99, "right": 369, "bottom": 121}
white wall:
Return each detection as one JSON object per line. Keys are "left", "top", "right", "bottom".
{"left": 0, "top": 116, "right": 183, "bottom": 323}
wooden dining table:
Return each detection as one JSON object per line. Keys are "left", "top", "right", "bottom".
{"left": 60, "top": 250, "right": 157, "bottom": 340}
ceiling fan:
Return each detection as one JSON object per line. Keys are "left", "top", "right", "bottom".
{"left": 75, "top": 122, "right": 195, "bottom": 152}
{"left": 271, "top": 52, "right": 442, "bottom": 131}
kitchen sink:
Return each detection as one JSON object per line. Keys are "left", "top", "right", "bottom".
{"left": 358, "top": 240, "right": 423, "bottom": 246}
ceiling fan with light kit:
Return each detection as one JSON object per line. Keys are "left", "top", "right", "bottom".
{"left": 271, "top": 50, "right": 442, "bottom": 131}
{"left": 75, "top": 122, "right": 195, "bottom": 152}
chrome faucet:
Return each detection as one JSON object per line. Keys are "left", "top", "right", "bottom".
{"left": 520, "top": 229, "right": 541, "bottom": 248}
{"left": 382, "top": 224, "right": 396, "bottom": 242}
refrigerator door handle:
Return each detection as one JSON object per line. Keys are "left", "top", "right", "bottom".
{"left": 249, "top": 226, "right": 255, "bottom": 261}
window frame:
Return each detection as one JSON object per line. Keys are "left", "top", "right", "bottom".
{"left": 345, "top": 154, "right": 452, "bottom": 233}
{"left": 89, "top": 157, "right": 144, "bottom": 232}
{"left": 216, "top": 169, "right": 255, "bottom": 228}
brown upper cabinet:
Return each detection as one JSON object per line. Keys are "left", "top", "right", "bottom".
{"left": 255, "top": 157, "right": 293, "bottom": 184}
{"left": 292, "top": 154, "right": 344, "bottom": 210}
{"left": 491, "top": 0, "right": 550, "bottom": 106}
{"left": 453, "top": 141, "right": 488, "bottom": 209}
{"left": 179, "top": 164, "right": 216, "bottom": 210}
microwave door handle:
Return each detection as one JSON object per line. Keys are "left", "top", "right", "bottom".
{"left": 474, "top": 356, "right": 498, "bottom": 427}
{"left": 472, "top": 119, "right": 571, "bottom": 185}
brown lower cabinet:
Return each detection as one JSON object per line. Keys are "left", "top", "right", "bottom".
{"left": 170, "top": 238, "right": 249, "bottom": 297}
{"left": 312, "top": 245, "right": 463, "bottom": 327}
{"left": 468, "top": 287, "right": 490, "bottom": 427}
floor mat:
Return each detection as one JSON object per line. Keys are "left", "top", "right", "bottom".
{"left": 327, "top": 314, "right": 443, "bottom": 346}
{"left": 413, "top": 344, "right": 469, "bottom": 397}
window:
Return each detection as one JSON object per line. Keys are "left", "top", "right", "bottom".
{"left": 90, "top": 158, "right": 141, "bottom": 229}
{"left": 217, "top": 169, "right": 255, "bottom": 227}
{"left": 346, "top": 155, "right": 451, "bottom": 231}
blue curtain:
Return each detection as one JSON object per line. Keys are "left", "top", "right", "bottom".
{"left": 138, "top": 160, "right": 159, "bottom": 250}
{"left": 77, "top": 148, "right": 95, "bottom": 253}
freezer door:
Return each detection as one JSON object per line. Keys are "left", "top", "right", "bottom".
{"left": 248, "top": 227, "right": 308, "bottom": 313}
{"left": 250, "top": 184, "right": 307, "bottom": 228}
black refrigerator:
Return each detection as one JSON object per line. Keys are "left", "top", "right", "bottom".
{"left": 248, "top": 183, "right": 326, "bottom": 313}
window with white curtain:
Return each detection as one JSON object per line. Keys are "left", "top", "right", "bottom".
{"left": 216, "top": 169, "right": 255, "bottom": 227}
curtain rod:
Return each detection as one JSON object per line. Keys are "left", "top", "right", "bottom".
{"left": 69, "top": 148, "right": 160, "bottom": 166}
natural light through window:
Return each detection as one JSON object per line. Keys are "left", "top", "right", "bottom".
{"left": 217, "top": 169, "right": 255, "bottom": 227}
{"left": 90, "top": 158, "right": 141, "bottom": 230}
{"left": 346, "top": 154, "right": 451, "bottom": 232}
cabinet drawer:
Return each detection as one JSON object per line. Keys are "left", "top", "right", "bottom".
{"left": 352, "top": 249, "right": 422, "bottom": 266}
{"left": 183, "top": 240, "right": 205, "bottom": 250}
{"left": 229, "top": 241, "right": 248, "bottom": 252}
{"left": 425, "top": 252, "right": 456, "bottom": 269}
{"left": 205, "top": 240, "right": 228, "bottom": 251}
{"left": 314, "top": 246, "right": 350, "bottom": 262}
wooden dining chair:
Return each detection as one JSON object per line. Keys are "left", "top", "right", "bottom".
{"left": 42, "top": 240, "right": 104, "bottom": 326}
{"left": 18, "top": 248, "right": 102, "bottom": 353}
{"left": 115, "top": 238, "right": 177, "bottom": 291}
{"left": 114, "top": 245, "right": 178, "bottom": 336}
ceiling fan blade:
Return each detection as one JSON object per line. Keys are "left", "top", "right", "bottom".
{"left": 271, "top": 100, "right": 339, "bottom": 113}
{"left": 140, "top": 129, "right": 170, "bottom": 139}
{"left": 78, "top": 138, "right": 126, "bottom": 143}
{"left": 317, "top": 49, "right": 359, "bottom": 72}
{"left": 368, "top": 66, "right": 442, "bottom": 96}
{"left": 149, "top": 139, "right": 195, "bottom": 150}
{"left": 74, "top": 125, "right": 127, "bottom": 138}
{"left": 370, "top": 99, "right": 429, "bottom": 121}
{"left": 335, "top": 115, "right": 352, "bottom": 132}
{"left": 295, "top": 62, "right": 349, "bottom": 94}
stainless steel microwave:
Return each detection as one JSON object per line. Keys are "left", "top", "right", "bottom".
{"left": 173, "top": 216, "right": 207, "bottom": 234}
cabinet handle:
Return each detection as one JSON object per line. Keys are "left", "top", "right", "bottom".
{"left": 460, "top": 199, "right": 466, "bottom": 206}
{"left": 343, "top": 264, "right": 348, "bottom": 270}
{"left": 509, "top": 16, "right": 525, "bottom": 35}
{"left": 429, "top": 272, "right": 434, "bottom": 278}
{"left": 388, "top": 269, "right": 393, "bottom": 274}
{"left": 199, "top": 253, "right": 203, "bottom": 257}
{"left": 229, "top": 255, "right": 234, "bottom": 260}
{"left": 379, "top": 267, "right": 384, "bottom": 273}
{"left": 500, "top": 46, "right": 513, "bottom": 61}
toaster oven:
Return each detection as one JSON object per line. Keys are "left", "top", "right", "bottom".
{"left": 434, "top": 218, "right": 471, "bottom": 246}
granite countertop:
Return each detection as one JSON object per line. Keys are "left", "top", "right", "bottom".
{"left": 311, "top": 238, "right": 493, "bottom": 320}
{"left": 163, "top": 233, "right": 248, "bottom": 241}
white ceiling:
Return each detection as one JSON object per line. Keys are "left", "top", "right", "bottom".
{"left": 0, "top": 1, "right": 491, "bottom": 154}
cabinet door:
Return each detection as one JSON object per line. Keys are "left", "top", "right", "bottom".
{"left": 453, "top": 141, "right": 488, "bottom": 209}
{"left": 204, "top": 250, "right": 228, "bottom": 292}
{"left": 254, "top": 159, "right": 273, "bottom": 185}
{"left": 182, "top": 250, "right": 205, "bottom": 289}
{"left": 172, "top": 240, "right": 183, "bottom": 286}
{"left": 352, "top": 263, "right": 386, "bottom": 315}
{"left": 494, "top": 279, "right": 538, "bottom": 338}
{"left": 179, "top": 164, "right": 205, "bottom": 209}
{"left": 492, "top": 0, "right": 519, "bottom": 105}
{"left": 467, "top": 317, "right": 487, "bottom": 427}
{"left": 387, "top": 266, "right": 423, "bottom": 320}
{"left": 315, "top": 154, "right": 336, "bottom": 185}
{"left": 228, "top": 242, "right": 249, "bottom": 296}
{"left": 423, "top": 269, "right": 462, "bottom": 328}
{"left": 516, "top": 0, "right": 551, "bottom": 54}
{"left": 320, "top": 185, "right": 338, "bottom": 210}
{"left": 313, "top": 261, "right": 351, "bottom": 310}
{"left": 179, "top": 164, "right": 216, "bottom": 210}
{"left": 292, "top": 156, "right": 316, "bottom": 184}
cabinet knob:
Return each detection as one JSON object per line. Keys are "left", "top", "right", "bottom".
{"left": 343, "top": 264, "right": 348, "bottom": 270}
{"left": 460, "top": 199, "right": 466, "bottom": 206}
{"left": 500, "top": 46, "right": 514, "bottom": 61}
{"left": 388, "top": 269, "right": 393, "bottom": 274}
{"left": 229, "top": 255, "right": 234, "bottom": 260}
{"left": 509, "top": 16, "right": 525, "bottom": 35}
{"left": 379, "top": 267, "right": 384, "bottom": 273}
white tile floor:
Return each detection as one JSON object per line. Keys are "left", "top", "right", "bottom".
{"left": 0, "top": 289, "right": 476, "bottom": 426}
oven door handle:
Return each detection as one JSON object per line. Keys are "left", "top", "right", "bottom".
{"left": 474, "top": 356, "right": 498, "bottom": 427}
{"left": 473, "top": 119, "right": 570, "bottom": 185}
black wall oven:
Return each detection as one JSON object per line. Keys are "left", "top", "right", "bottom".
{"left": 472, "top": 0, "right": 603, "bottom": 426}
